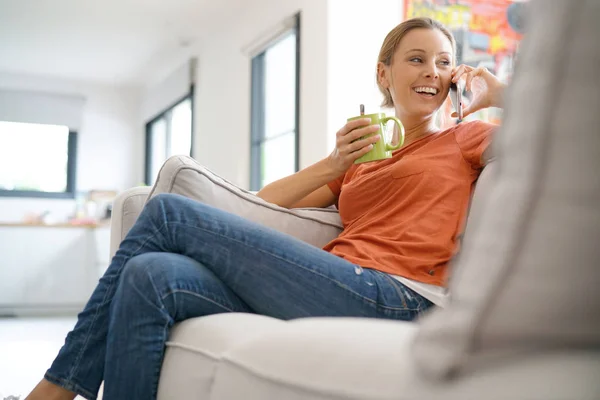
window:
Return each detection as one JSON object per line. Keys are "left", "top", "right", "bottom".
{"left": 0, "top": 121, "right": 77, "bottom": 198}
{"left": 145, "top": 90, "right": 194, "bottom": 185}
{"left": 250, "top": 14, "right": 300, "bottom": 191}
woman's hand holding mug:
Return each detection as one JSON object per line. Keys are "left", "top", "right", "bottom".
{"left": 327, "top": 119, "right": 381, "bottom": 175}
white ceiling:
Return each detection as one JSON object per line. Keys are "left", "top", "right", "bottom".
{"left": 0, "top": 0, "right": 249, "bottom": 86}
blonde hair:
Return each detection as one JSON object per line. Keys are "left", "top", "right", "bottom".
{"left": 377, "top": 17, "right": 456, "bottom": 108}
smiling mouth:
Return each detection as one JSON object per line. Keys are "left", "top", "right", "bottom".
{"left": 413, "top": 86, "right": 439, "bottom": 97}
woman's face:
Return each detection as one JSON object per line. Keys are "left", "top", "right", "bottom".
{"left": 379, "top": 28, "right": 454, "bottom": 119}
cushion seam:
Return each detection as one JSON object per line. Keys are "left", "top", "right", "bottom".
{"left": 147, "top": 155, "right": 186, "bottom": 200}
{"left": 157, "top": 157, "right": 343, "bottom": 229}
{"left": 164, "top": 341, "right": 221, "bottom": 360}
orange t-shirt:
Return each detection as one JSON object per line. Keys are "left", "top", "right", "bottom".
{"left": 323, "top": 120, "right": 495, "bottom": 286}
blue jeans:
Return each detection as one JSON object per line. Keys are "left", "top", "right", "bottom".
{"left": 45, "top": 193, "right": 433, "bottom": 399}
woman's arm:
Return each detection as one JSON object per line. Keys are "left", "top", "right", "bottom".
{"left": 256, "top": 159, "right": 339, "bottom": 209}
{"left": 257, "top": 118, "right": 383, "bottom": 209}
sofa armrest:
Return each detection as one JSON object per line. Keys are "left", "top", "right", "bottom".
{"left": 109, "top": 186, "right": 151, "bottom": 259}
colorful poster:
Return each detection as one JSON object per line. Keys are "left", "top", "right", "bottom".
{"left": 404, "top": 0, "right": 527, "bottom": 123}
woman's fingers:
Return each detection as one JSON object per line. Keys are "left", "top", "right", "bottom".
{"left": 333, "top": 119, "right": 383, "bottom": 164}
{"left": 346, "top": 134, "right": 380, "bottom": 154}
{"left": 453, "top": 91, "right": 486, "bottom": 119}
{"left": 451, "top": 65, "right": 504, "bottom": 119}
{"left": 336, "top": 118, "right": 371, "bottom": 137}
{"left": 347, "top": 124, "right": 380, "bottom": 142}
{"left": 353, "top": 142, "right": 377, "bottom": 158}
{"left": 465, "top": 67, "right": 488, "bottom": 92}
{"left": 336, "top": 123, "right": 379, "bottom": 157}
{"left": 465, "top": 71, "right": 475, "bottom": 92}
{"left": 330, "top": 119, "right": 382, "bottom": 170}
{"left": 337, "top": 123, "right": 378, "bottom": 149}
{"left": 451, "top": 65, "right": 462, "bottom": 82}
{"left": 453, "top": 64, "right": 490, "bottom": 91}
{"left": 452, "top": 64, "right": 472, "bottom": 82}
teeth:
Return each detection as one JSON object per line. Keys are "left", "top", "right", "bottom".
{"left": 414, "top": 86, "right": 438, "bottom": 95}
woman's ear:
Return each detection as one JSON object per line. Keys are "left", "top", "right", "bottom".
{"left": 377, "top": 62, "right": 389, "bottom": 89}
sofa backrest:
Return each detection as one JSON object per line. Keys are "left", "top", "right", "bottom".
{"left": 412, "top": 0, "right": 600, "bottom": 379}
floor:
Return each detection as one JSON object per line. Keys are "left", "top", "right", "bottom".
{"left": 0, "top": 317, "right": 88, "bottom": 399}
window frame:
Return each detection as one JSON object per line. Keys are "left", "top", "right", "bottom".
{"left": 249, "top": 13, "right": 301, "bottom": 191}
{"left": 144, "top": 85, "right": 195, "bottom": 185}
{"left": 0, "top": 127, "right": 78, "bottom": 199}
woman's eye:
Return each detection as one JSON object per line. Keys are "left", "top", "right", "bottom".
{"left": 410, "top": 57, "right": 422, "bottom": 63}
{"left": 439, "top": 60, "right": 451, "bottom": 66}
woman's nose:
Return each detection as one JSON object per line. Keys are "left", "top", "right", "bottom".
{"left": 424, "top": 63, "right": 439, "bottom": 79}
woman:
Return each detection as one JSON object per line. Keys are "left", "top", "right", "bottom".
{"left": 27, "top": 17, "right": 505, "bottom": 400}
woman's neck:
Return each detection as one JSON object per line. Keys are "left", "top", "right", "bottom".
{"left": 392, "top": 114, "right": 440, "bottom": 146}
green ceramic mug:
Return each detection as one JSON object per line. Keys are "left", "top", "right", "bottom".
{"left": 348, "top": 113, "right": 405, "bottom": 164}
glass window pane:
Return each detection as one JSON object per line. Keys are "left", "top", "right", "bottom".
{"left": 170, "top": 98, "right": 192, "bottom": 156}
{"left": 0, "top": 121, "right": 69, "bottom": 193}
{"left": 264, "top": 32, "right": 296, "bottom": 139}
{"left": 149, "top": 118, "right": 167, "bottom": 184}
{"left": 146, "top": 96, "right": 193, "bottom": 186}
{"left": 261, "top": 131, "right": 296, "bottom": 188}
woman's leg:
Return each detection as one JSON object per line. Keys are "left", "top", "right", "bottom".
{"left": 103, "top": 252, "right": 252, "bottom": 399}
{"left": 35, "top": 193, "right": 432, "bottom": 400}
{"left": 115, "top": 194, "right": 432, "bottom": 321}
{"left": 103, "top": 194, "right": 433, "bottom": 399}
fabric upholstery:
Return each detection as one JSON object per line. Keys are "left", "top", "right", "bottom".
{"left": 413, "top": 0, "right": 600, "bottom": 379}
{"left": 157, "top": 313, "right": 284, "bottom": 399}
{"left": 109, "top": 186, "right": 151, "bottom": 258}
{"left": 207, "top": 316, "right": 600, "bottom": 400}
{"left": 147, "top": 155, "right": 343, "bottom": 248}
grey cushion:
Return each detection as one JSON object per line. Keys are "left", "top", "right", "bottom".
{"left": 413, "top": 0, "right": 600, "bottom": 379}
{"left": 147, "top": 155, "right": 343, "bottom": 248}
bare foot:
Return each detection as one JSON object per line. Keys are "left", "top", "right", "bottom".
{"left": 25, "top": 378, "right": 77, "bottom": 400}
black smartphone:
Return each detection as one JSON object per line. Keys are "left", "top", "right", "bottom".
{"left": 450, "top": 81, "right": 463, "bottom": 123}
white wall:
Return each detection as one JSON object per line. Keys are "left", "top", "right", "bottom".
{"left": 326, "top": 0, "right": 401, "bottom": 152}
{"left": 193, "top": 0, "right": 329, "bottom": 188}
{"left": 0, "top": 72, "right": 142, "bottom": 222}
{"left": 190, "top": 0, "right": 402, "bottom": 188}
{"left": 141, "top": 60, "right": 192, "bottom": 123}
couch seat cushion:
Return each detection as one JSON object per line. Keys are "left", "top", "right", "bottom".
{"left": 157, "top": 313, "right": 284, "bottom": 400}
{"left": 209, "top": 317, "right": 600, "bottom": 400}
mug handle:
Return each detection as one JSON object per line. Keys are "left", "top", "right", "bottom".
{"left": 382, "top": 116, "right": 405, "bottom": 151}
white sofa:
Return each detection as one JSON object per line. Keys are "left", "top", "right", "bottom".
{"left": 107, "top": 1, "right": 600, "bottom": 398}
{"left": 109, "top": 155, "right": 598, "bottom": 400}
